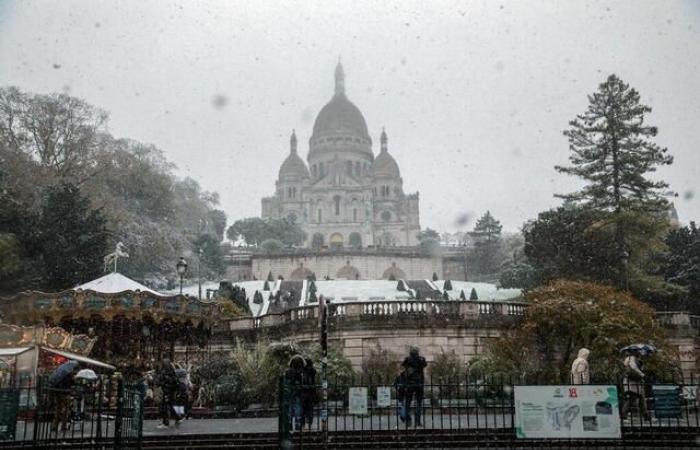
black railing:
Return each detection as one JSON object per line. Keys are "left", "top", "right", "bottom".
{"left": 279, "top": 373, "right": 700, "bottom": 448}
{"left": 0, "top": 377, "right": 143, "bottom": 449}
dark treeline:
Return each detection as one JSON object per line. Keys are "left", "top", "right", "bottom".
{"left": 0, "top": 87, "right": 226, "bottom": 293}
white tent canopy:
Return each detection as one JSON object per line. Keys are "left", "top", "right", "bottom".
{"left": 74, "top": 272, "right": 163, "bottom": 296}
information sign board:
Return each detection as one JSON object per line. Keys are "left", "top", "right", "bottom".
{"left": 652, "top": 385, "right": 681, "bottom": 419}
{"left": 376, "top": 386, "right": 391, "bottom": 407}
{"left": 514, "top": 385, "right": 621, "bottom": 439}
{"left": 348, "top": 387, "right": 368, "bottom": 415}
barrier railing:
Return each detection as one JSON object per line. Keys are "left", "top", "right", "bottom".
{"left": 229, "top": 299, "right": 528, "bottom": 331}
{"left": 279, "top": 373, "right": 700, "bottom": 448}
{"left": 0, "top": 377, "right": 143, "bottom": 449}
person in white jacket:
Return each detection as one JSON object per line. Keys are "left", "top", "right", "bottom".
{"left": 571, "top": 348, "right": 591, "bottom": 385}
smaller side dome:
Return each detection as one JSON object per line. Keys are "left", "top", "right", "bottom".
{"left": 372, "top": 152, "right": 400, "bottom": 179}
{"left": 279, "top": 130, "right": 310, "bottom": 179}
{"left": 371, "top": 128, "right": 401, "bottom": 179}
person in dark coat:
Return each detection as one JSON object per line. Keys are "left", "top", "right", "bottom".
{"left": 394, "top": 368, "right": 408, "bottom": 424}
{"left": 155, "top": 358, "right": 180, "bottom": 428}
{"left": 401, "top": 347, "right": 427, "bottom": 427}
{"left": 284, "top": 355, "right": 305, "bottom": 431}
{"left": 301, "top": 358, "right": 317, "bottom": 429}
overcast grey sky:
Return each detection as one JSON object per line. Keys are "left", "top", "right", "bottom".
{"left": 1, "top": 0, "right": 698, "bottom": 232}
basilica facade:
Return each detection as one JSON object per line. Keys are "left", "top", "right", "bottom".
{"left": 261, "top": 63, "right": 421, "bottom": 249}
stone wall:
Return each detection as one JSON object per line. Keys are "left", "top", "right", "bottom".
{"left": 309, "top": 327, "right": 501, "bottom": 371}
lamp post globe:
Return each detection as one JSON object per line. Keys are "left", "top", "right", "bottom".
{"left": 176, "top": 257, "right": 188, "bottom": 295}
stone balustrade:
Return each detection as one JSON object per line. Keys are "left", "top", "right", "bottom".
{"left": 227, "top": 299, "right": 527, "bottom": 332}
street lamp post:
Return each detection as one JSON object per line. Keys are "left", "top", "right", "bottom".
{"left": 197, "top": 248, "right": 203, "bottom": 301}
{"left": 176, "top": 257, "right": 188, "bottom": 295}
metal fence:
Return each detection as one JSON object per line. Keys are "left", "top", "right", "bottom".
{"left": 279, "top": 373, "right": 700, "bottom": 448}
{"left": 0, "top": 377, "right": 144, "bottom": 449}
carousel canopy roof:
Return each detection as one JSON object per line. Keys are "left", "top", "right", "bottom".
{"left": 74, "top": 273, "right": 162, "bottom": 296}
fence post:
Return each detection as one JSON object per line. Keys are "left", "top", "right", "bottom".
{"left": 114, "top": 378, "right": 125, "bottom": 449}
{"left": 279, "top": 376, "right": 290, "bottom": 448}
{"left": 31, "top": 378, "right": 41, "bottom": 449}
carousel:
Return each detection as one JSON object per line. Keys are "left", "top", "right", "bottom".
{"left": 0, "top": 324, "right": 114, "bottom": 389}
{"left": 0, "top": 271, "right": 217, "bottom": 375}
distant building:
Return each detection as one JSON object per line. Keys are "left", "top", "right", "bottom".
{"left": 262, "top": 63, "right": 420, "bottom": 248}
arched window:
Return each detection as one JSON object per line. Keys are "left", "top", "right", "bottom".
{"left": 318, "top": 208, "right": 322, "bottom": 223}
{"left": 334, "top": 195, "right": 341, "bottom": 216}
{"left": 287, "top": 187, "right": 292, "bottom": 198}
{"left": 346, "top": 161, "right": 352, "bottom": 175}
{"left": 353, "top": 208, "right": 358, "bottom": 222}
{"left": 355, "top": 161, "right": 361, "bottom": 177}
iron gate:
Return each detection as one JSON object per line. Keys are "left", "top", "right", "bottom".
{"left": 26, "top": 376, "right": 144, "bottom": 449}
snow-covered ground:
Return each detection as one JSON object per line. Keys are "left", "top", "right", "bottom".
{"left": 166, "top": 279, "right": 522, "bottom": 317}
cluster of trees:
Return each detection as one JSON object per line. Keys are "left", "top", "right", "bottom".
{"left": 226, "top": 217, "right": 303, "bottom": 250}
{"left": 0, "top": 87, "right": 226, "bottom": 293}
{"left": 497, "top": 75, "right": 698, "bottom": 311}
{"left": 471, "top": 280, "right": 676, "bottom": 383}
{"left": 473, "top": 75, "right": 694, "bottom": 379}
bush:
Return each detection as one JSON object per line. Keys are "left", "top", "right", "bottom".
{"left": 260, "top": 238, "right": 284, "bottom": 252}
{"left": 429, "top": 350, "right": 463, "bottom": 398}
{"left": 474, "top": 280, "right": 677, "bottom": 383}
{"left": 361, "top": 345, "right": 400, "bottom": 385}
{"left": 191, "top": 353, "right": 247, "bottom": 410}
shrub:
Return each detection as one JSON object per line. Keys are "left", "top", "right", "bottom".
{"left": 361, "top": 344, "right": 400, "bottom": 385}
{"left": 429, "top": 349, "right": 463, "bottom": 398}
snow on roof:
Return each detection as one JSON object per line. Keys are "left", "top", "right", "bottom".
{"left": 166, "top": 279, "right": 522, "bottom": 318}
{"left": 439, "top": 280, "right": 522, "bottom": 301}
{"left": 74, "top": 272, "right": 163, "bottom": 296}
{"left": 314, "top": 280, "right": 414, "bottom": 302}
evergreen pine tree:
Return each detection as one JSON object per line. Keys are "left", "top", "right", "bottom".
{"left": 397, "top": 280, "right": 406, "bottom": 291}
{"left": 460, "top": 290, "right": 467, "bottom": 301}
{"left": 442, "top": 290, "right": 449, "bottom": 300}
{"left": 40, "top": 183, "right": 109, "bottom": 289}
{"left": 444, "top": 279, "right": 453, "bottom": 290}
{"left": 469, "top": 288, "right": 478, "bottom": 301}
{"left": 432, "top": 272, "right": 438, "bottom": 281}
{"left": 556, "top": 74, "right": 673, "bottom": 285}
{"left": 263, "top": 280, "right": 270, "bottom": 291}
{"left": 267, "top": 271, "right": 273, "bottom": 282}
{"left": 469, "top": 211, "right": 503, "bottom": 275}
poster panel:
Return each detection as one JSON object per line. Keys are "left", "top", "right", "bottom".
{"left": 652, "top": 385, "right": 681, "bottom": 419}
{"left": 514, "top": 385, "right": 621, "bottom": 439}
{"left": 376, "top": 386, "right": 391, "bottom": 407}
{"left": 348, "top": 387, "right": 368, "bottom": 415}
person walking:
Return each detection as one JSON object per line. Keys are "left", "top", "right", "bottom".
{"left": 571, "top": 348, "right": 591, "bottom": 385}
{"left": 301, "top": 358, "right": 317, "bottom": 429}
{"left": 284, "top": 355, "right": 305, "bottom": 432}
{"left": 401, "top": 347, "right": 427, "bottom": 427}
{"left": 155, "top": 358, "right": 180, "bottom": 429}
{"left": 621, "top": 350, "right": 651, "bottom": 421}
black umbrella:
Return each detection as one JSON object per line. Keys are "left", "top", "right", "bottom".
{"left": 48, "top": 360, "right": 79, "bottom": 387}
{"left": 619, "top": 343, "right": 657, "bottom": 355}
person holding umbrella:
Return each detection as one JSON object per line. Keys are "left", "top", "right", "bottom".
{"left": 48, "top": 360, "right": 80, "bottom": 433}
{"left": 620, "top": 344, "right": 655, "bottom": 421}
